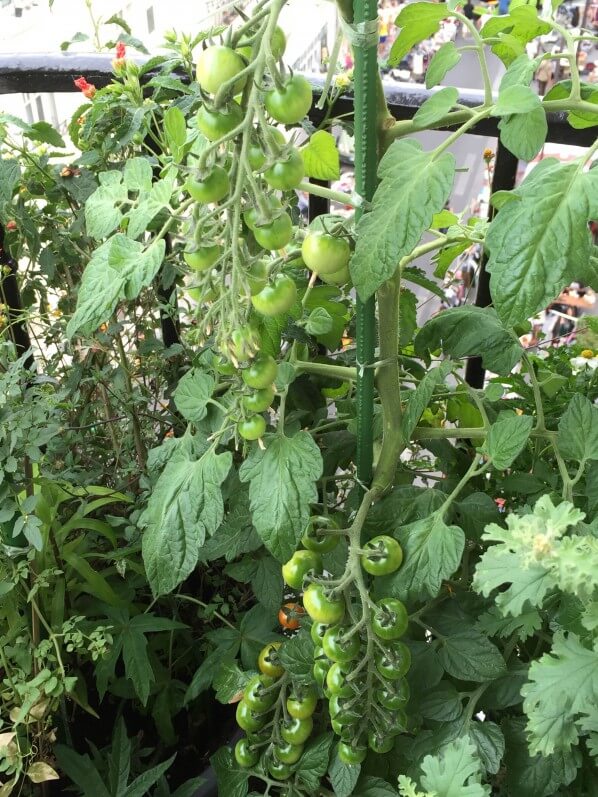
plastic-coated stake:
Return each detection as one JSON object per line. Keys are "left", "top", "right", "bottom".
{"left": 353, "top": 0, "right": 378, "bottom": 488}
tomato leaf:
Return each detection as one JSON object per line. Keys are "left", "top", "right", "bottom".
{"left": 558, "top": 394, "right": 598, "bottom": 463}
{"left": 163, "top": 106, "right": 187, "bottom": 163}
{"left": 494, "top": 84, "right": 542, "bottom": 116}
{"left": 174, "top": 369, "right": 215, "bottom": 424}
{"left": 389, "top": 2, "right": 449, "bottom": 66}
{"left": 426, "top": 41, "right": 462, "bottom": 89}
{"left": 415, "top": 306, "right": 523, "bottom": 374}
{"left": 301, "top": 130, "right": 340, "bottom": 181}
{"left": 484, "top": 413, "right": 533, "bottom": 470}
{"left": 140, "top": 445, "right": 232, "bottom": 596}
{"left": 328, "top": 750, "right": 361, "bottom": 797}
{"left": 487, "top": 157, "right": 598, "bottom": 326}
{"left": 439, "top": 629, "right": 506, "bottom": 682}
{"left": 350, "top": 140, "right": 454, "bottom": 300}
{"left": 280, "top": 630, "right": 315, "bottom": 682}
{"left": 211, "top": 747, "right": 249, "bottom": 797}
{"left": 468, "top": 722, "right": 505, "bottom": 775}
{"left": 213, "top": 659, "right": 253, "bottom": 704}
{"left": 401, "top": 360, "right": 452, "bottom": 440}
{"left": 383, "top": 515, "right": 464, "bottom": 601}
{"left": 413, "top": 87, "right": 459, "bottom": 128}
{"left": 498, "top": 104, "right": 547, "bottom": 161}
{"left": 239, "top": 431, "right": 323, "bottom": 562}
{"left": 296, "top": 734, "right": 334, "bottom": 792}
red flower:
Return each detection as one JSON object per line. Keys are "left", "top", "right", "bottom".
{"left": 5, "top": 220, "right": 17, "bottom": 232}
{"left": 115, "top": 42, "right": 126, "bottom": 60}
{"left": 74, "top": 76, "right": 96, "bottom": 99}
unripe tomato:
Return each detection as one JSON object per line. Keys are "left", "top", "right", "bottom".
{"left": 361, "top": 535, "right": 403, "bottom": 576}
{"left": 247, "top": 260, "right": 269, "bottom": 295}
{"left": 244, "top": 195, "right": 283, "bottom": 230}
{"left": 374, "top": 640, "right": 411, "bottom": 680}
{"left": 264, "top": 149, "right": 304, "bottom": 190}
{"left": 258, "top": 641, "right": 284, "bottom": 678}
{"left": 238, "top": 415, "right": 266, "bottom": 440}
{"left": 230, "top": 325, "right": 261, "bottom": 361}
{"left": 248, "top": 125, "right": 286, "bottom": 171}
{"left": 301, "top": 515, "right": 339, "bottom": 553}
{"left": 338, "top": 742, "right": 367, "bottom": 764}
{"left": 196, "top": 45, "right": 246, "bottom": 94}
{"left": 368, "top": 731, "right": 394, "bottom": 754}
{"left": 322, "top": 626, "right": 360, "bottom": 664}
{"left": 184, "top": 244, "right": 222, "bottom": 271}
{"left": 375, "top": 679, "right": 410, "bottom": 711}
{"left": 286, "top": 686, "right": 317, "bottom": 719}
{"left": 185, "top": 166, "right": 229, "bottom": 203}
{"left": 265, "top": 75, "right": 313, "bottom": 124}
{"left": 371, "top": 597, "right": 409, "bottom": 640}
{"left": 281, "top": 715, "right": 313, "bottom": 745}
{"left": 234, "top": 737, "right": 259, "bottom": 767}
{"left": 268, "top": 759, "right": 292, "bottom": 780}
{"left": 271, "top": 26, "right": 287, "bottom": 59}
{"left": 242, "top": 354, "right": 278, "bottom": 389}
{"left": 313, "top": 656, "right": 330, "bottom": 688}
{"left": 328, "top": 694, "right": 359, "bottom": 724}
{"left": 242, "top": 385, "right": 275, "bottom": 413}
{"left": 303, "top": 583, "right": 345, "bottom": 625}
{"left": 282, "top": 550, "right": 322, "bottom": 589}
{"left": 326, "top": 662, "right": 352, "bottom": 697}
{"left": 310, "top": 621, "right": 328, "bottom": 646}
{"left": 272, "top": 741, "right": 303, "bottom": 764}
{"left": 213, "top": 354, "right": 236, "bottom": 375}
{"left": 253, "top": 213, "right": 293, "bottom": 250}
{"left": 301, "top": 232, "right": 351, "bottom": 276}
{"left": 196, "top": 102, "right": 243, "bottom": 141}
{"left": 236, "top": 699, "right": 265, "bottom": 733}
{"left": 320, "top": 264, "right": 351, "bottom": 286}
{"left": 251, "top": 274, "right": 297, "bottom": 316}
{"left": 331, "top": 717, "right": 356, "bottom": 741}
{"left": 243, "top": 674, "right": 277, "bottom": 711}
{"left": 278, "top": 602, "right": 305, "bottom": 631}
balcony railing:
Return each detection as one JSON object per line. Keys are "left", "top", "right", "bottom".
{"left": 0, "top": 52, "right": 596, "bottom": 387}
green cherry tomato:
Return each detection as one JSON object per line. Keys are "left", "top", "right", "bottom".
{"left": 265, "top": 75, "right": 313, "bottom": 124}
{"left": 320, "top": 264, "right": 350, "bottom": 286}
{"left": 331, "top": 717, "right": 356, "bottom": 741}
{"left": 361, "top": 535, "right": 403, "bottom": 576}
{"left": 281, "top": 715, "right": 313, "bottom": 745}
{"left": 184, "top": 244, "right": 222, "bottom": 271}
{"left": 236, "top": 699, "right": 265, "bottom": 733}
{"left": 196, "top": 102, "right": 243, "bottom": 141}
{"left": 244, "top": 195, "right": 283, "bottom": 229}
{"left": 301, "top": 232, "right": 351, "bottom": 277}
{"left": 196, "top": 45, "right": 246, "bottom": 95}
{"left": 301, "top": 515, "right": 339, "bottom": 554}
{"left": 286, "top": 687, "right": 317, "bottom": 720}
{"left": 322, "top": 626, "right": 360, "bottom": 664}
{"left": 328, "top": 694, "right": 359, "bottom": 724}
{"left": 185, "top": 166, "right": 230, "bottom": 203}
{"left": 282, "top": 550, "right": 322, "bottom": 590}
{"left": 213, "top": 353, "right": 236, "bottom": 375}
{"left": 264, "top": 149, "right": 304, "bottom": 190}
{"left": 272, "top": 741, "right": 303, "bottom": 765}
{"left": 368, "top": 730, "right": 394, "bottom": 754}
{"left": 378, "top": 707, "right": 408, "bottom": 736}
{"left": 338, "top": 742, "right": 367, "bottom": 765}
{"left": 310, "top": 621, "right": 328, "bottom": 646}
{"left": 234, "top": 737, "right": 259, "bottom": 768}
{"left": 229, "top": 325, "right": 261, "bottom": 361}
{"left": 252, "top": 213, "right": 294, "bottom": 250}
{"left": 313, "top": 656, "right": 330, "bottom": 689}
{"left": 375, "top": 678, "right": 410, "bottom": 711}
{"left": 251, "top": 274, "right": 297, "bottom": 316}
{"left": 247, "top": 260, "right": 269, "bottom": 295}
{"left": 238, "top": 415, "right": 266, "bottom": 441}
{"left": 374, "top": 640, "right": 411, "bottom": 680}
{"left": 271, "top": 26, "right": 287, "bottom": 59}
{"left": 258, "top": 641, "right": 284, "bottom": 678}
{"left": 248, "top": 126, "right": 286, "bottom": 171}
{"left": 242, "top": 354, "right": 278, "bottom": 389}
{"left": 242, "top": 385, "right": 275, "bottom": 413}
{"left": 326, "top": 662, "right": 353, "bottom": 697}
{"left": 243, "top": 674, "right": 277, "bottom": 712}
{"left": 372, "top": 598, "right": 409, "bottom": 640}
{"left": 268, "top": 758, "right": 292, "bottom": 781}
{"left": 303, "top": 583, "right": 345, "bottom": 625}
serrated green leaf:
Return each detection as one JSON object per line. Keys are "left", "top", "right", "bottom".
{"left": 211, "top": 748, "right": 249, "bottom": 797}
{"left": 350, "top": 139, "right": 454, "bottom": 300}
{"left": 487, "top": 157, "right": 598, "bottom": 326}
{"left": 438, "top": 629, "right": 506, "bottom": 682}
{"left": 141, "top": 446, "right": 232, "bottom": 596}
{"left": 413, "top": 87, "right": 459, "bottom": 128}
{"left": 419, "top": 682, "right": 463, "bottom": 721}
{"left": 301, "top": 130, "right": 340, "bottom": 181}
{"left": 123, "top": 157, "right": 153, "bottom": 191}
{"left": 296, "top": 734, "right": 333, "bottom": 792}
{"left": 85, "top": 173, "right": 127, "bottom": 239}
{"left": 24, "top": 121, "right": 65, "bottom": 148}
{"left": 485, "top": 413, "right": 533, "bottom": 469}
{"left": 279, "top": 630, "right": 315, "bottom": 682}
{"left": 252, "top": 554, "right": 284, "bottom": 614}
{"left": 164, "top": 106, "right": 187, "bottom": 163}
{"left": 468, "top": 722, "right": 504, "bottom": 776}
{"left": 402, "top": 361, "right": 452, "bottom": 440}
{"left": 0, "top": 159, "right": 20, "bottom": 205}
{"left": 499, "top": 53, "right": 539, "bottom": 90}
{"left": 494, "top": 84, "right": 542, "bottom": 116}
{"left": 415, "top": 306, "right": 522, "bottom": 374}
{"left": 420, "top": 737, "right": 491, "bottom": 796}
{"left": 478, "top": 604, "right": 542, "bottom": 641}
{"left": 122, "top": 629, "right": 153, "bottom": 705}
{"left": 558, "top": 394, "right": 598, "bottom": 462}
{"left": 213, "top": 659, "right": 252, "bottom": 704}
{"left": 474, "top": 548, "right": 556, "bottom": 616}
{"left": 174, "top": 369, "right": 215, "bottom": 425}
{"left": 329, "top": 749, "right": 361, "bottom": 797}
{"left": 426, "top": 41, "right": 462, "bottom": 88}
{"left": 305, "top": 306, "right": 334, "bottom": 335}
{"left": 498, "top": 103, "right": 547, "bottom": 161}
{"left": 239, "top": 432, "right": 322, "bottom": 561}
{"left": 389, "top": 2, "right": 449, "bottom": 66}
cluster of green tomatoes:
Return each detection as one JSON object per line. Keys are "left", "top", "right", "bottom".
{"left": 234, "top": 515, "right": 411, "bottom": 776}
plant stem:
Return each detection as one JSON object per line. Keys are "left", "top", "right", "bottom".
{"left": 114, "top": 331, "right": 147, "bottom": 468}
{"left": 297, "top": 180, "right": 363, "bottom": 208}
{"left": 294, "top": 360, "right": 357, "bottom": 381}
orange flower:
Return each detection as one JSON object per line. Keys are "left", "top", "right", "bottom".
{"left": 483, "top": 148, "right": 494, "bottom": 162}
{"left": 74, "top": 76, "right": 96, "bottom": 99}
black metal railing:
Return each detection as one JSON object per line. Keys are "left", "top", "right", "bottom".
{"left": 0, "top": 52, "right": 595, "bottom": 386}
